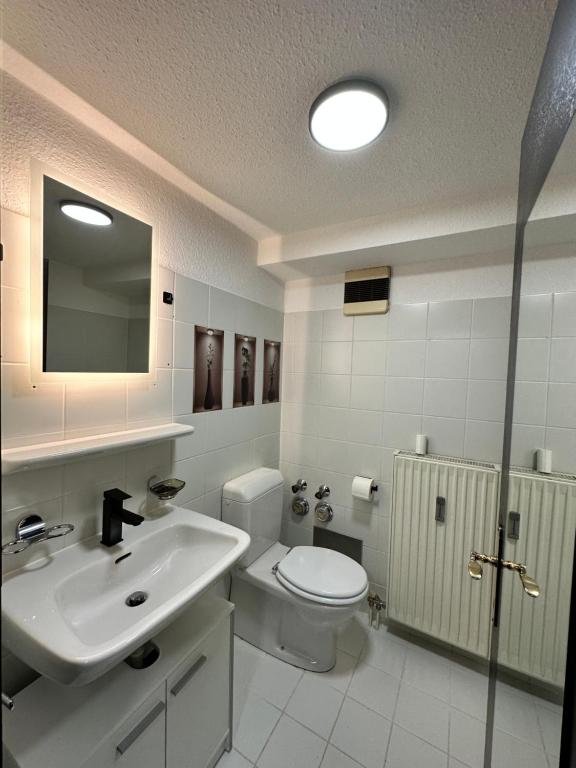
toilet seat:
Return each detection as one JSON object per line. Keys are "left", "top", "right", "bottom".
{"left": 275, "top": 546, "right": 368, "bottom": 606}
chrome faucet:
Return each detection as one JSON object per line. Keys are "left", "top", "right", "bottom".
{"left": 101, "top": 488, "right": 144, "bottom": 547}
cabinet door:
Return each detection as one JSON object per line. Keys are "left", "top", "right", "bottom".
{"left": 82, "top": 686, "right": 166, "bottom": 768}
{"left": 166, "top": 618, "right": 230, "bottom": 768}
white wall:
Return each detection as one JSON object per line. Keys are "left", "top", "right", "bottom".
{"left": 279, "top": 261, "right": 576, "bottom": 600}
{"left": 0, "top": 76, "right": 283, "bottom": 693}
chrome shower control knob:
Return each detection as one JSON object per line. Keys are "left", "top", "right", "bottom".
{"left": 291, "top": 478, "right": 308, "bottom": 494}
{"left": 315, "top": 484, "right": 330, "bottom": 500}
{"left": 291, "top": 497, "right": 309, "bottom": 516}
{"left": 315, "top": 501, "right": 333, "bottom": 523}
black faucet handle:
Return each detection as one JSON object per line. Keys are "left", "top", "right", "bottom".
{"left": 103, "top": 488, "right": 132, "bottom": 502}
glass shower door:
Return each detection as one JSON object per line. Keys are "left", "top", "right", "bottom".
{"left": 483, "top": 2, "right": 576, "bottom": 765}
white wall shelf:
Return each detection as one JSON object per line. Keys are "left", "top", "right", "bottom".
{"left": 1, "top": 423, "right": 195, "bottom": 475}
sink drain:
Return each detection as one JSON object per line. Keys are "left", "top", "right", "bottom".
{"left": 125, "top": 590, "right": 148, "bottom": 607}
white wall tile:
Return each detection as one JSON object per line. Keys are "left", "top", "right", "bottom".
{"left": 173, "top": 455, "right": 206, "bottom": 503}
{"left": 320, "top": 374, "right": 351, "bottom": 408}
{"left": 513, "top": 381, "right": 547, "bottom": 426}
{"left": 425, "top": 340, "right": 470, "bottom": 379}
{"left": 511, "top": 425, "right": 544, "bottom": 468}
{"left": 544, "top": 428, "right": 576, "bottom": 473}
{"left": 518, "top": 294, "right": 552, "bottom": 338}
{"left": 467, "top": 380, "right": 506, "bottom": 422}
{"left": 381, "top": 412, "right": 422, "bottom": 449}
{"left": 156, "top": 318, "right": 174, "bottom": 368}
{"left": 423, "top": 379, "right": 467, "bottom": 418}
{"left": 352, "top": 341, "right": 387, "bottom": 376}
{"left": 348, "top": 410, "right": 383, "bottom": 445}
{"left": 353, "top": 313, "right": 389, "bottom": 341}
{"left": 350, "top": 376, "right": 386, "bottom": 412}
{"left": 422, "top": 416, "right": 466, "bottom": 457}
{"left": 174, "top": 274, "right": 209, "bottom": 325}
{"left": 174, "top": 321, "right": 195, "bottom": 368}
{"left": 322, "top": 342, "right": 352, "bottom": 375}
{"left": 209, "top": 287, "right": 237, "bottom": 331}
{"left": 386, "top": 341, "right": 425, "bottom": 377}
{"left": 389, "top": 302, "right": 428, "bottom": 340}
{"left": 464, "top": 420, "right": 504, "bottom": 463}
{"left": 549, "top": 338, "right": 576, "bottom": 383}
{"left": 173, "top": 369, "right": 194, "bottom": 416}
{"left": 385, "top": 378, "right": 424, "bottom": 414}
{"left": 427, "top": 300, "right": 472, "bottom": 339}
{"left": 65, "top": 381, "right": 126, "bottom": 433}
{"left": 1, "top": 286, "right": 29, "bottom": 363}
{"left": 547, "top": 383, "right": 576, "bottom": 429}
{"left": 157, "top": 267, "right": 175, "bottom": 320}
{"left": 294, "top": 343, "right": 322, "bottom": 374}
{"left": 3, "top": 465, "right": 64, "bottom": 512}
{"left": 1, "top": 363, "right": 64, "bottom": 441}
{"left": 322, "top": 309, "right": 353, "bottom": 341}
{"left": 469, "top": 339, "right": 509, "bottom": 380}
{"left": 126, "top": 368, "right": 172, "bottom": 423}
{"left": 516, "top": 339, "right": 549, "bottom": 382}
{"left": 552, "top": 292, "right": 576, "bottom": 337}
{"left": 472, "top": 296, "right": 511, "bottom": 338}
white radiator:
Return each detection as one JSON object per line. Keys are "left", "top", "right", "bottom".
{"left": 498, "top": 470, "right": 576, "bottom": 686}
{"left": 387, "top": 452, "right": 500, "bottom": 657}
{"left": 388, "top": 452, "right": 576, "bottom": 686}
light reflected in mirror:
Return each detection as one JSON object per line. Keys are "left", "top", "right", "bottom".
{"left": 42, "top": 176, "right": 152, "bottom": 372}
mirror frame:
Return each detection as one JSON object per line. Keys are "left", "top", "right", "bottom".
{"left": 30, "top": 161, "right": 158, "bottom": 382}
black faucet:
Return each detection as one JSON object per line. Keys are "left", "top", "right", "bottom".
{"left": 101, "top": 488, "right": 144, "bottom": 547}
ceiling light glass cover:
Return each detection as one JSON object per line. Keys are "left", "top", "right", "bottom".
{"left": 309, "top": 79, "right": 389, "bottom": 151}
{"left": 60, "top": 201, "right": 113, "bottom": 226}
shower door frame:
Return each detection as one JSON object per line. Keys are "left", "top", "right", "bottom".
{"left": 484, "top": 0, "right": 576, "bottom": 765}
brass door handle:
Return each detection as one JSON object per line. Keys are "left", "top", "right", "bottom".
{"left": 467, "top": 551, "right": 540, "bottom": 597}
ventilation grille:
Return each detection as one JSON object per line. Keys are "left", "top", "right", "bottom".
{"left": 343, "top": 266, "right": 390, "bottom": 316}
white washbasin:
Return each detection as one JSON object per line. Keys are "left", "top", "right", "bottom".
{"left": 1, "top": 506, "right": 250, "bottom": 685}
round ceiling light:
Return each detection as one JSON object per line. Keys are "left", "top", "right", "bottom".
{"left": 60, "top": 201, "right": 113, "bottom": 226}
{"left": 309, "top": 79, "right": 389, "bottom": 151}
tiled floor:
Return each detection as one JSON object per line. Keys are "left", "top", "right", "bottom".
{"left": 217, "top": 617, "right": 562, "bottom": 768}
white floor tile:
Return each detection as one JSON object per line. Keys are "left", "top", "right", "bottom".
{"left": 347, "top": 662, "right": 400, "bottom": 719}
{"left": 250, "top": 651, "right": 303, "bottom": 709}
{"left": 360, "top": 629, "right": 408, "bottom": 679}
{"left": 494, "top": 688, "right": 541, "bottom": 748}
{"left": 402, "top": 647, "right": 451, "bottom": 702}
{"left": 306, "top": 650, "right": 357, "bottom": 693}
{"left": 449, "top": 760, "right": 469, "bottom": 768}
{"left": 450, "top": 665, "right": 488, "bottom": 721}
{"left": 330, "top": 698, "right": 391, "bottom": 768}
{"left": 536, "top": 703, "right": 562, "bottom": 757}
{"left": 491, "top": 729, "right": 548, "bottom": 768}
{"left": 285, "top": 675, "right": 344, "bottom": 739}
{"left": 234, "top": 693, "right": 282, "bottom": 763}
{"left": 217, "top": 749, "right": 254, "bottom": 767}
{"left": 257, "top": 715, "right": 326, "bottom": 768}
{"left": 337, "top": 616, "right": 369, "bottom": 658}
{"left": 385, "top": 724, "right": 448, "bottom": 768}
{"left": 320, "top": 745, "right": 364, "bottom": 768}
{"left": 394, "top": 683, "right": 449, "bottom": 751}
{"left": 448, "top": 709, "right": 485, "bottom": 768}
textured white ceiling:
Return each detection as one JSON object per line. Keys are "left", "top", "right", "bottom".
{"left": 2, "top": 0, "right": 570, "bottom": 235}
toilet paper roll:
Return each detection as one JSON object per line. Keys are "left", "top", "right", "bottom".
{"left": 536, "top": 448, "right": 552, "bottom": 474}
{"left": 352, "top": 476, "right": 376, "bottom": 501}
{"left": 415, "top": 434, "right": 428, "bottom": 456}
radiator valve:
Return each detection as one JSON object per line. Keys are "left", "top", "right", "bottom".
{"left": 367, "top": 592, "right": 385, "bottom": 629}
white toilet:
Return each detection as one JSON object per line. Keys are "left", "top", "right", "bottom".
{"left": 222, "top": 467, "right": 368, "bottom": 672}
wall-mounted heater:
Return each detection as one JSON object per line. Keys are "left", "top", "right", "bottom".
{"left": 343, "top": 266, "right": 390, "bottom": 315}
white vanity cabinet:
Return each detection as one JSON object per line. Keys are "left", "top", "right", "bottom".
{"left": 82, "top": 686, "right": 167, "bottom": 768}
{"left": 3, "top": 597, "right": 234, "bottom": 768}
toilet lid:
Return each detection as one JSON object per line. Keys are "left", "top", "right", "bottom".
{"left": 276, "top": 546, "right": 368, "bottom": 600}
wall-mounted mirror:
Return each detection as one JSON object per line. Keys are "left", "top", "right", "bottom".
{"left": 37, "top": 173, "right": 154, "bottom": 374}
